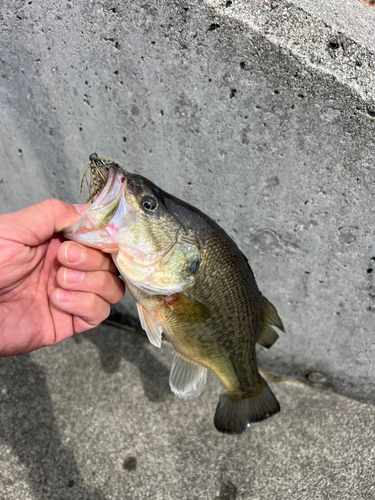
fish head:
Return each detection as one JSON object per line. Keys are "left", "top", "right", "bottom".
{"left": 64, "top": 157, "right": 201, "bottom": 295}
{"left": 122, "top": 171, "right": 181, "bottom": 256}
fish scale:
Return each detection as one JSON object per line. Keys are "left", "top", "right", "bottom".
{"left": 178, "top": 231, "right": 263, "bottom": 390}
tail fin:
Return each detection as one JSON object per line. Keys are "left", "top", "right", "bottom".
{"left": 214, "top": 377, "right": 280, "bottom": 434}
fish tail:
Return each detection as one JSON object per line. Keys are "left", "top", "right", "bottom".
{"left": 214, "top": 377, "right": 280, "bottom": 434}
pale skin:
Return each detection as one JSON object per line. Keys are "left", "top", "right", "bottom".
{"left": 0, "top": 198, "right": 125, "bottom": 356}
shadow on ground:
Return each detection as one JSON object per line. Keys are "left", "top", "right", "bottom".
{"left": 80, "top": 316, "right": 171, "bottom": 403}
{"left": 0, "top": 355, "right": 108, "bottom": 500}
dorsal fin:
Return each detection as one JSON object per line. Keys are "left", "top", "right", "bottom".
{"left": 257, "top": 324, "right": 279, "bottom": 349}
{"left": 262, "top": 296, "right": 285, "bottom": 331}
{"left": 257, "top": 296, "right": 285, "bottom": 349}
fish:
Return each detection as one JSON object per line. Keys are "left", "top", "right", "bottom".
{"left": 64, "top": 153, "right": 285, "bottom": 434}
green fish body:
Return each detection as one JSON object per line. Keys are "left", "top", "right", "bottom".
{"left": 65, "top": 155, "right": 284, "bottom": 434}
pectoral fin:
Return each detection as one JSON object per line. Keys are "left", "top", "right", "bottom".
{"left": 169, "top": 352, "right": 207, "bottom": 400}
{"left": 136, "top": 303, "right": 163, "bottom": 348}
{"left": 165, "top": 295, "right": 210, "bottom": 324}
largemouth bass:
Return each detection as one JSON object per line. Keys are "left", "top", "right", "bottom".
{"left": 64, "top": 154, "right": 285, "bottom": 434}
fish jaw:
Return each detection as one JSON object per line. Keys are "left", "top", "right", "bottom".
{"left": 63, "top": 221, "right": 120, "bottom": 253}
{"left": 63, "top": 167, "right": 129, "bottom": 253}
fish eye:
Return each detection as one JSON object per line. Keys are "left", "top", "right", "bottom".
{"left": 142, "top": 196, "right": 157, "bottom": 211}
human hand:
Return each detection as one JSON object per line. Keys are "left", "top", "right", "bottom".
{"left": 0, "top": 198, "right": 125, "bottom": 356}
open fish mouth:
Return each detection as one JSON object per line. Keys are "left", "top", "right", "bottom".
{"left": 63, "top": 155, "right": 131, "bottom": 251}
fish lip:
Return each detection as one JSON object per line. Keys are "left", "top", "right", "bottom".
{"left": 63, "top": 166, "right": 128, "bottom": 237}
{"left": 91, "top": 165, "right": 128, "bottom": 202}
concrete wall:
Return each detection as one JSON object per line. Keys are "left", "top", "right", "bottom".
{"left": 1, "top": 0, "right": 374, "bottom": 403}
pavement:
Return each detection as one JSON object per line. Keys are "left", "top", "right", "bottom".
{"left": 0, "top": 322, "right": 374, "bottom": 500}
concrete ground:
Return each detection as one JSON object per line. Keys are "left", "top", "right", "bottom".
{"left": 0, "top": 323, "right": 374, "bottom": 500}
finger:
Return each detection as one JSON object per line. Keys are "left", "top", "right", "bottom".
{"left": 56, "top": 267, "right": 125, "bottom": 304}
{"left": 51, "top": 289, "right": 111, "bottom": 330}
{"left": 57, "top": 240, "right": 119, "bottom": 274}
{"left": 73, "top": 204, "right": 89, "bottom": 215}
{"left": 0, "top": 199, "right": 89, "bottom": 246}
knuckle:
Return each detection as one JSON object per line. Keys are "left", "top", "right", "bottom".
{"left": 108, "top": 279, "right": 124, "bottom": 304}
{"left": 102, "top": 303, "right": 111, "bottom": 320}
{"left": 100, "top": 271, "right": 110, "bottom": 289}
{"left": 40, "top": 198, "right": 63, "bottom": 215}
{"left": 93, "top": 302, "right": 110, "bottom": 326}
{"left": 88, "top": 292, "right": 99, "bottom": 311}
{"left": 89, "top": 271, "right": 109, "bottom": 293}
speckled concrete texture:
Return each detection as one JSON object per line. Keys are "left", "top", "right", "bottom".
{"left": 0, "top": 0, "right": 374, "bottom": 412}
{"left": 0, "top": 326, "right": 374, "bottom": 500}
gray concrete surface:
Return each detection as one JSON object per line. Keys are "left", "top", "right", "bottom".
{"left": 0, "top": 325, "right": 374, "bottom": 500}
{"left": 0, "top": 0, "right": 375, "bottom": 406}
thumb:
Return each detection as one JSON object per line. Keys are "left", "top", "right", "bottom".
{"left": 72, "top": 204, "right": 90, "bottom": 216}
{"left": 0, "top": 199, "right": 89, "bottom": 246}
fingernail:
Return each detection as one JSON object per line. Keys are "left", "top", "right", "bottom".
{"left": 74, "top": 204, "right": 89, "bottom": 215}
{"left": 64, "top": 268, "right": 85, "bottom": 284}
{"left": 56, "top": 289, "right": 74, "bottom": 302}
{"left": 65, "top": 243, "right": 86, "bottom": 264}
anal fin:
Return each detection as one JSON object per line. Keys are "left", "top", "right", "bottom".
{"left": 136, "top": 303, "right": 163, "bottom": 348}
{"left": 169, "top": 352, "right": 207, "bottom": 400}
